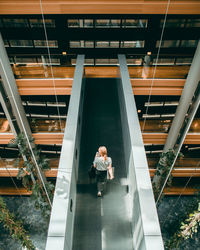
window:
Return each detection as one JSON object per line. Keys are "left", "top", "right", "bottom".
{"left": 122, "top": 19, "right": 147, "bottom": 28}
{"left": 153, "top": 58, "right": 175, "bottom": 65}
{"left": 160, "top": 19, "right": 185, "bottom": 28}
{"left": 41, "top": 56, "right": 60, "bottom": 65}
{"left": 96, "top": 19, "right": 110, "bottom": 28}
{"left": 3, "top": 39, "right": 9, "bottom": 47}
{"left": 34, "top": 40, "right": 58, "bottom": 47}
{"left": 29, "top": 19, "right": 55, "bottom": 28}
{"left": 176, "top": 57, "right": 193, "bottom": 65}
{"left": 126, "top": 58, "right": 142, "bottom": 65}
{"left": 85, "top": 41, "right": 94, "bottom": 48}
{"left": 110, "top": 41, "right": 120, "bottom": 48}
{"left": 9, "top": 40, "right": 33, "bottom": 47}
{"left": 84, "top": 19, "right": 93, "bottom": 28}
{"left": 3, "top": 18, "right": 28, "bottom": 27}
{"left": 180, "top": 40, "right": 198, "bottom": 47}
{"left": 121, "top": 41, "right": 144, "bottom": 48}
{"left": 15, "top": 57, "right": 37, "bottom": 64}
{"left": 84, "top": 59, "right": 95, "bottom": 65}
{"left": 110, "top": 20, "right": 121, "bottom": 28}
{"left": 186, "top": 19, "right": 200, "bottom": 27}
{"left": 157, "top": 40, "right": 180, "bottom": 48}
{"left": 69, "top": 41, "right": 81, "bottom": 48}
{"left": 96, "top": 41, "right": 109, "bottom": 48}
{"left": 68, "top": 19, "right": 80, "bottom": 28}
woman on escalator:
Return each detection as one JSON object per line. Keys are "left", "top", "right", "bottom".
{"left": 93, "top": 146, "right": 114, "bottom": 197}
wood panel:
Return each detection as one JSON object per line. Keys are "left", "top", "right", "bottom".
{"left": 17, "top": 78, "right": 73, "bottom": 95}
{"left": 0, "top": 185, "right": 197, "bottom": 196}
{"left": 1, "top": 0, "right": 200, "bottom": 14}
{"left": 16, "top": 78, "right": 185, "bottom": 96}
{"left": 1, "top": 133, "right": 200, "bottom": 145}
{"left": 132, "top": 79, "right": 185, "bottom": 95}
{"left": 13, "top": 65, "right": 189, "bottom": 80}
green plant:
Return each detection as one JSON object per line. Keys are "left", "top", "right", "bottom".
{"left": 152, "top": 149, "right": 183, "bottom": 202}
{"left": 0, "top": 196, "right": 35, "bottom": 250}
{"left": 9, "top": 133, "right": 54, "bottom": 218}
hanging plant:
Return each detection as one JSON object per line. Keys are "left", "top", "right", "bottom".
{"left": 9, "top": 133, "right": 54, "bottom": 218}
{"left": 0, "top": 197, "right": 35, "bottom": 250}
{"left": 152, "top": 149, "right": 183, "bottom": 202}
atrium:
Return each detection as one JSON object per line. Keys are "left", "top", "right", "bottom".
{"left": 0, "top": 1, "right": 200, "bottom": 250}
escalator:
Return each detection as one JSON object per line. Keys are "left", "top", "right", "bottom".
{"left": 72, "top": 78, "right": 133, "bottom": 250}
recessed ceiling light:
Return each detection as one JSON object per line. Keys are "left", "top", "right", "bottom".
{"left": 62, "top": 51, "right": 67, "bottom": 55}
{"left": 138, "top": 109, "right": 141, "bottom": 113}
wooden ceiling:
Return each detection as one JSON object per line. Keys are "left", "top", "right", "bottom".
{"left": 0, "top": 0, "right": 200, "bottom": 15}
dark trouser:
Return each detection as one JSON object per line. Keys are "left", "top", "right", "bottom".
{"left": 96, "top": 170, "right": 107, "bottom": 192}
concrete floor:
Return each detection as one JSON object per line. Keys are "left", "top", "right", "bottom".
{"left": 72, "top": 78, "right": 133, "bottom": 250}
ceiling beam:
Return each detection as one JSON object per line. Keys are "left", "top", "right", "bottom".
{"left": 1, "top": 1, "right": 200, "bottom": 15}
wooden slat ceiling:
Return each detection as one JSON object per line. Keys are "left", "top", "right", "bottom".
{"left": 0, "top": 0, "right": 200, "bottom": 15}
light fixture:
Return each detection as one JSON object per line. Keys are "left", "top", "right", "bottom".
{"left": 138, "top": 109, "right": 142, "bottom": 113}
{"left": 147, "top": 51, "right": 152, "bottom": 55}
{"left": 62, "top": 51, "right": 67, "bottom": 55}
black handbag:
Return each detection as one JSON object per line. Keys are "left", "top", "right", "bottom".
{"left": 88, "top": 165, "right": 96, "bottom": 179}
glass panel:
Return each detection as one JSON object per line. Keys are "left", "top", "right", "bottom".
{"left": 126, "top": 58, "right": 142, "bottom": 65}
{"left": 176, "top": 57, "right": 193, "bottom": 65}
{"left": 68, "top": 19, "right": 80, "bottom": 28}
{"left": 96, "top": 19, "right": 110, "bottom": 28}
{"left": 186, "top": 19, "right": 200, "bottom": 27}
{"left": 15, "top": 57, "right": 37, "bottom": 64}
{"left": 43, "top": 56, "right": 60, "bottom": 65}
{"left": 96, "top": 41, "right": 109, "bottom": 48}
{"left": 3, "top": 39, "right": 9, "bottom": 47}
{"left": 157, "top": 40, "right": 180, "bottom": 48}
{"left": 71, "top": 58, "right": 76, "bottom": 65}
{"left": 121, "top": 41, "right": 144, "bottom": 48}
{"left": 153, "top": 58, "right": 175, "bottom": 65}
{"left": 69, "top": 41, "right": 81, "bottom": 48}
{"left": 9, "top": 40, "right": 33, "bottom": 47}
{"left": 0, "top": 19, "right": 3, "bottom": 28}
{"left": 110, "top": 19, "right": 121, "bottom": 28}
{"left": 96, "top": 59, "right": 110, "bottom": 65}
{"left": 180, "top": 40, "right": 198, "bottom": 47}
{"left": 3, "top": 18, "right": 28, "bottom": 27}
{"left": 109, "top": 59, "right": 118, "bottom": 65}
{"left": 122, "top": 19, "right": 147, "bottom": 28}
{"left": 29, "top": 19, "right": 55, "bottom": 28}
{"left": 85, "top": 41, "right": 94, "bottom": 48}
{"left": 9, "top": 57, "right": 14, "bottom": 64}
{"left": 110, "top": 41, "right": 119, "bottom": 48}
{"left": 34, "top": 40, "right": 58, "bottom": 47}
{"left": 84, "top": 19, "right": 93, "bottom": 28}
{"left": 160, "top": 19, "right": 185, "bottom": 27}
{"left": 84, "top": 59, "right": 94, "bottom": 65}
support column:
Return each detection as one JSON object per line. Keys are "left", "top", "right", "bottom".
{"left": 164, "top": 41, "right": 200, "bottom": 151}
{"left": 0, "top": 32, "right": 47, "bottom": 186}
{"left": 152, "top": 41, "right": 200, "bottom": 198}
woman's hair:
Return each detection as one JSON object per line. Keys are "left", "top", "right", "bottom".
{"left": 99, "top": 146, "right": 107, "bottom": 161}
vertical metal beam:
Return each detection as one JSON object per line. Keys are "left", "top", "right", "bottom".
{"left": 118, "top": 54, "right": 164, "bottom": 250}
{"left": 152, "top": 41, "right": 200, "bottom": 191}
{"left": 156, "top": 85, "right": 200, "bottom": 203}
{"left": 0, "top": 33, "right": 33, "bottom": 136}
{"left": 46, "top": 55, "right": 85, "bottom": 250}
{"left": 164, "top": 41, "right": 200, "bottom": 151}
{"left": 0, "top": 82, "right": 20, "bottom": 136}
